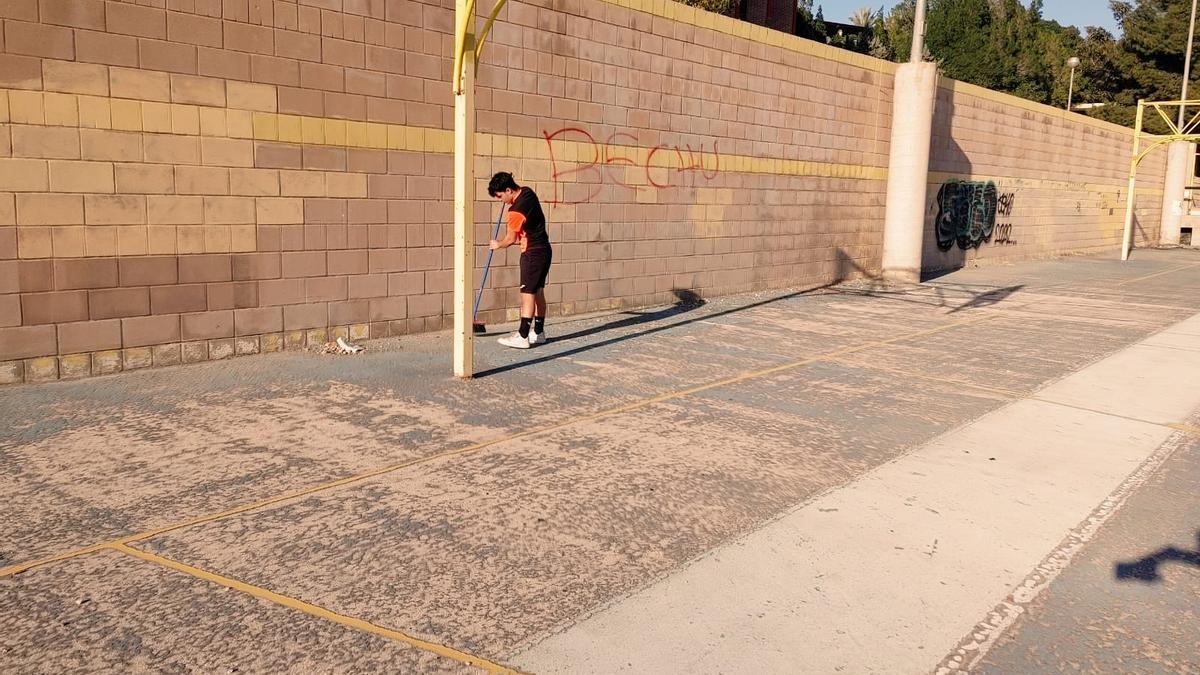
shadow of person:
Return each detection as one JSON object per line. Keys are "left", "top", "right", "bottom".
{"left": 1114, "top": 530, "right": 1200, "bottom": 583}
{"left": 553, "top": 289, "right": 706, "bottom": 344}
{"left": 472, "top": 288, "right": 709, "bottom": 378}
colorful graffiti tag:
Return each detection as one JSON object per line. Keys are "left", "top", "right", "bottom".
{"left": 934, "top": 179, "right": 1016, "bottom": 250}
{"left": 542, "top": 127, "right": 720, "bottom": 205}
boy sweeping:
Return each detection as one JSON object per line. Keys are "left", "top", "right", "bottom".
{"left": 487, "top": 172, "right": 552, "bottom": 349}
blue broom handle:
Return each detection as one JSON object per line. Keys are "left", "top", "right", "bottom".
{"left": 473, "top": 206, "right": 505, "bottom": 319}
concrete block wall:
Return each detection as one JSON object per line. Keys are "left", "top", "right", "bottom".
{"left": 923, "top": 80, "right": 1167, "bottom": 272}
{"left": 471, "top": 0, "right": 894, "bottom": 318}
{"left": 0, "top": 0, "right": 467, "bottom": 384}
{"left": 0, "top": 0, "right": 1164, "bottom": 384}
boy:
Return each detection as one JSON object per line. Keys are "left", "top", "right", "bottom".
{"left": 487, "top": 172, "right": 552, "bottom": 349}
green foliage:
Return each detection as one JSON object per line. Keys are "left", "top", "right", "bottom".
{"left": 795, "top": 0, "right": 827, "bottom": 41}
{"left": 886, "top": 0, "right": 917, "bottom": 62}
{"left": 673, "top": 0, "right": 1199, "bottom": 131}
{"left": 1099, "top": 0, "right": 1198, "bottom": 132}
{"left": 886, "top": 0, "right": 1197, "bottom": 130}
{"left": 677, "top": 0, "right": 735, "bottom": 17}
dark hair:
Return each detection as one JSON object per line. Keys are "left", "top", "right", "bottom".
{"left": 488, "top": 171, "right": 519, "bottom": 197}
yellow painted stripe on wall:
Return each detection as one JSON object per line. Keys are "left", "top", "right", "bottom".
{"left": 927, "top": 171, "right": 1164, "bottom": 198}
{"left": 480, "top": 131, "right": 887, "bottom": 181}
{"left": 0, "top": 87, "right": 889, "bottom": 183}
{"left": 0, "top": 86, "right": 1145, "bottom": 192}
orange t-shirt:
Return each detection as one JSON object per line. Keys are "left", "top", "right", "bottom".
{"left": 507, "top": 210, "right": 529, "bottom": 252}
{"left": 506, "top": 187, "right": 550, "bottom": 254}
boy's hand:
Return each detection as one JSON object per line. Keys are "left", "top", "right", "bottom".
{"left": 488, "top": 239, "right": 501, "bottom": 250}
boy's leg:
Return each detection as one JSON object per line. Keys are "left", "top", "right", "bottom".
{"left": 532, "top": 249, "right": 550, "bottom": 338}
{"left": 518, "top": 292, "right": 536, "bottom": 337}
{"left": 498, "top": 292, "right": 536, "bottom": 348}
{"left": 532, "top": 289, "right": 547, "bottom": 341}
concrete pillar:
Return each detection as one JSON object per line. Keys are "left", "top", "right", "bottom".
{"left": 881, "top": 62, "right": 939, "bottom": 282}
{"left": 1159, "top": 141, "right": 1194, "bottom": 246}
{"left": 452, "top": 28, "right": 475, "bottom": 378}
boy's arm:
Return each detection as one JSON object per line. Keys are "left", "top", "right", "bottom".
{"left": 489, "top": 230, "right": 517, "bottom": 249}
{"left": 489, "top": 209, "right": 526, "bottom": 250}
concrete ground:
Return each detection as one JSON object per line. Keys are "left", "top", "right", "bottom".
{"left": 1, "top": 248, "right": 1199, "bottom": 674}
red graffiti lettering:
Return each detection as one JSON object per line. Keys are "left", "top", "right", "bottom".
{"left": 646, "top": 145, "right": 670, "bottom": 189}
{"left": 701, "top": 141, "right": 720, "bottom": 179}
{"left": 543, "top": 127, "right": 603, "bottom": 205}
{"left": 542, "top": 126, "right": 720, "bottom": 205}
{"left": 603, "top": 132, "right": 644, "bottom": 193}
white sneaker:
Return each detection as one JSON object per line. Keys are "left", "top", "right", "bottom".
{"left": 529, "top": 330, "right": 546, "bottom": 345}
{"left": 498, "top": 332, "right": 530, "bottom": 349}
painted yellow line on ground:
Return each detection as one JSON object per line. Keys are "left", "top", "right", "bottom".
{"left": 0, "top": 312, "right": 994, "bottom": 580}
{"left": 110, "top": 544, "right": 522, "bottom": 674}
{"left": 1169, "top": 423, "right": 1200, "bottom": 436}
{"left": 1116, "top": 262, "right": 1200, "bottom": 286}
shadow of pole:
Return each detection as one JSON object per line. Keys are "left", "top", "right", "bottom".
{"left": 473, "top": 286, "right": 811, "bottom": 378}
{"left": 1114, "top": 531, "right": 1200, "bottom": 583}
{"left": 474, "top": 249, "right": 1030, "bottom": 378}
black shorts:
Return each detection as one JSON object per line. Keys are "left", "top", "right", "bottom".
{"left": 520, "top": 246, "right": 552, "bottom": 293}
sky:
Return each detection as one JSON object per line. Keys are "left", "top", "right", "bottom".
{"left": 819, "top": 0, "right": 1122, "bottom": 36}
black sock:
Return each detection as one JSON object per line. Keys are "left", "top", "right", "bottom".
{"left": 534, "top": 316, "right": 545, "bottom": 333}
{"left": 519, "top": 317, "right": 532, "bottom": 338}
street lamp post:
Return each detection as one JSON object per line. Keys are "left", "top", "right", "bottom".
{"left": 1180, "top": 0, "right": 1198, "bottom": 126}
{"left": 910, "top": 0, "right": 926, "bottom": 63}
{"left": 1066, "top": 56, "right": 1080, "bottom": 111}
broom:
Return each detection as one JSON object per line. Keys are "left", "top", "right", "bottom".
{"left": 472, "top": 205, "right": 506, "bottom": 334}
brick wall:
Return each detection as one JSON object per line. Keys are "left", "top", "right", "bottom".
{"left": 0, "top": 0, "right": 463, "bottom": 384}
{"left": 923, "top": 81, "right": 1167, "bottom": 272}
{"left": 0, "top": 0, "right": 1165, "bottom": 384}
{"left": 473, "top": 0, "right": 893, "bottom": 317}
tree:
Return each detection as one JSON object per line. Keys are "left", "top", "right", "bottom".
{"left": 823, "top": 6, "right": 887, "bottom": 56}
{"left": 903, "top": 0, "right": 1078, "bottom": 107}
{"left": 1028, "top": 0, "right": 1196, "bottom": 132}
{"left": 867, "top": 7, "right": 895, "bottom": 60}
{"left": 796, "top": 0, "right": 828, "bottom": 41}
{"left": 924, "top": 0, "right": 1005, "bottom": 89}
{"left": 677, "top": 0, "right": 734, "bottom": 17}
{"left": 850, "top": 7, "right": 874, "bottom": 27}
{"left": 885, "top": 0, "right": 917, "bottom": 62}
{"left": 678, "top": 0, "right": 1196, "bottom": 132}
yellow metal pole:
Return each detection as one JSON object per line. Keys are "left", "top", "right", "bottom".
{"left": 453, "top": 14, "right": 476, "bottom": 377}
{"left": 475, "top": 0, "right": 510, "bottom": 64}
{"left": 1121, "top": 100, "right": 1145, "bottom": 261}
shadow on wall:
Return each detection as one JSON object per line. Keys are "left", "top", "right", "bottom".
{"left": 923, "top": 94, "right": 974, "bottom": 280}
{"left": 1114, "top": 531, "right": 1200, "bottom": 583}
